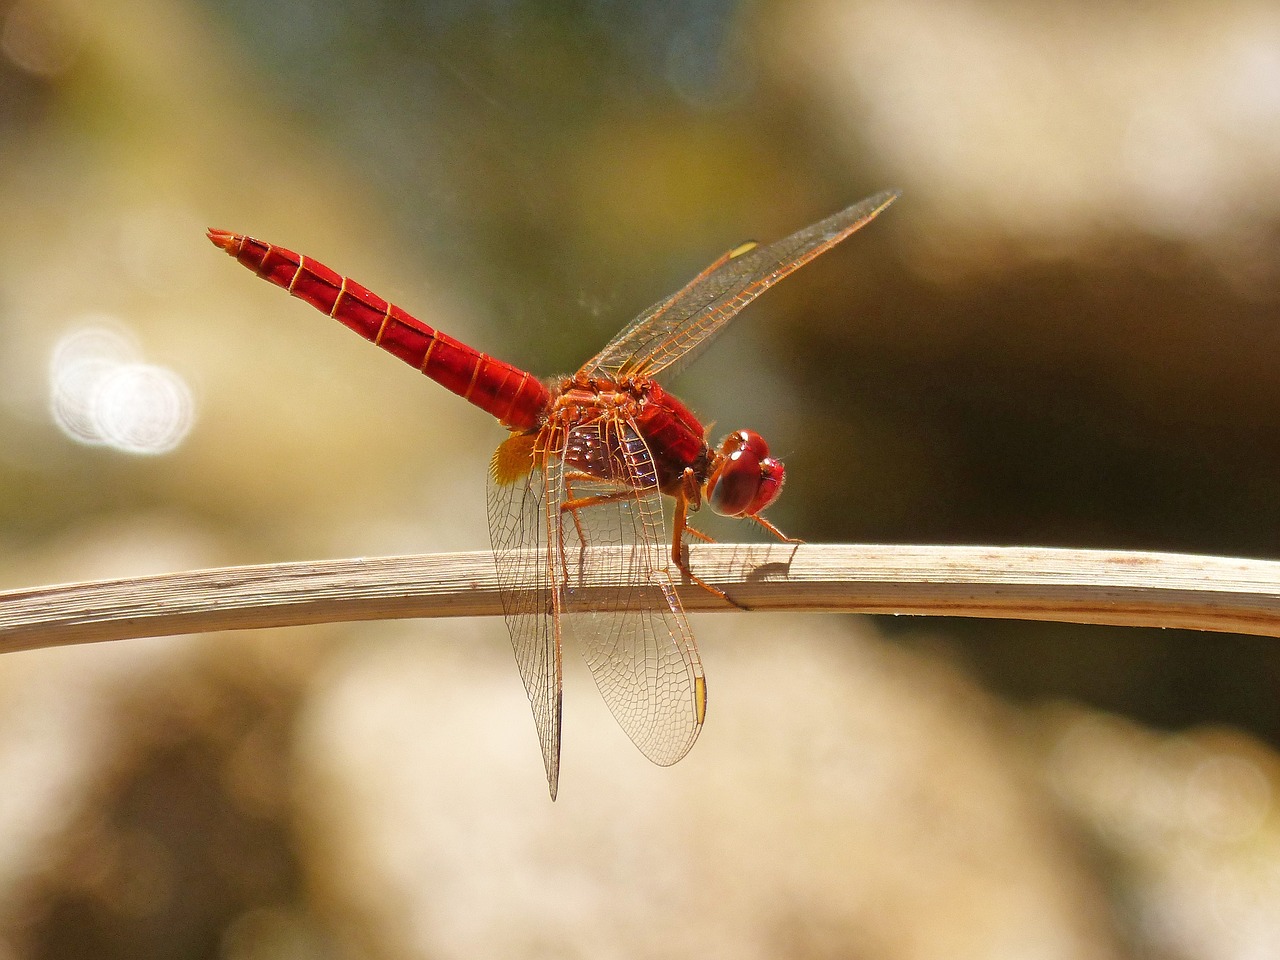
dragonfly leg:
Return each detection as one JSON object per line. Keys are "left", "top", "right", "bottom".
{"left": 682, "top": 523, "right": 716, "bottom": 544}
{"left": 751, "top": 513, "right": 804, "bottom": 544}
{"left": 559, "top": 474, "right": 594, "bottom": 582}
{"left": 559, "top": 483, "right": 638, "bottom": 582}
{"left": 672, "top": 488, "right": 745, "bottom": 610}
{"left": 560, "top": 487, "right": 638, "bottom": 516}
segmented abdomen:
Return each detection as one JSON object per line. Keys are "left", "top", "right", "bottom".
{"left": 208, "top": 230, "right": 551, "bottom": 431}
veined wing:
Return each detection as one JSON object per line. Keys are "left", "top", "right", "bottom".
{"left": 582, "top": 190, "right": 899, "bottom": 381}
{"left": 487, "top": 434, "right": 563, "bottom": 799}
{"left": 554, "top": 416, "right": 707, "bottom": 768}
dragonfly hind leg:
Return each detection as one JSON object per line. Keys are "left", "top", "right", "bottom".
{"left": 558, "top": 474, "right": 642, "bottom": 583}
{"left": 560, "top": 476, "right": 639, "bottom": 538}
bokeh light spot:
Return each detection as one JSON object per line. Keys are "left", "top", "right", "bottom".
{"left": 91, "top": 364, "right": 194, "bottom": 456}
{"left": 49, "top": 322, "right": 195, "bottom": 456}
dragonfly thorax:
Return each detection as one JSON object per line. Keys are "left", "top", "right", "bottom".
{"left": 548, "top": 375, "right": 712, "bottom": 497}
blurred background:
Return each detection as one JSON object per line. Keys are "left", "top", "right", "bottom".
{"left": 1, "top": 0, "right": 1278, "bottom": 956}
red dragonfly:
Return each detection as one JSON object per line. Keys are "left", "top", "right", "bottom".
{"left": 209, "top": 190, "right": 898, "bottom": 798}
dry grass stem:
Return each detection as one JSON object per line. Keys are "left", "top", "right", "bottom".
{"left": 2, "top": 543, "right": 1278, "bottom": 655}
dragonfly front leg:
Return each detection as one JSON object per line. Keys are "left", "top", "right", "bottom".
{"left": 750, "top": 513, "right": 804, "bottom": 544}
{"left": 672, "top": 475, "right": 744, "bottom": 610}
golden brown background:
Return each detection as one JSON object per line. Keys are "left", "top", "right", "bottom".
{"left": 1, "top": 0, "right": 1278, "bottom": 957}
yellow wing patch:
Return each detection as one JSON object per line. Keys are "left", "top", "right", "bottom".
{"left": 490, "top": 432, "right": 538, "bottom": 486}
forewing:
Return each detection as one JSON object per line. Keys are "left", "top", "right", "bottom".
{"left": 583, "top": 190, "right": 899, "bottom": 380}
{"left": 487, "top": 436, "right": 563, "bottom": 799}
{"left": 554, "top": 417, "right": 706, "bottom": 767}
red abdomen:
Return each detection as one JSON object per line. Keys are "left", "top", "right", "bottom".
{"left": 208, "top": 230, "right": 551, "bottom": 431}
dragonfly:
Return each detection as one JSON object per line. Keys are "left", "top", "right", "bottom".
{"left": 208, "top": 189, "right": 898, "bottom": 798}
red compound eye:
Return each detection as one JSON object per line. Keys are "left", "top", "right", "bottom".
{"left": 707, "top": 430, "right": 786, "bottom": 518}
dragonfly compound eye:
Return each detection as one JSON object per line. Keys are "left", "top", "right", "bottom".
{"left": 707, "top": 429, "right": 785, "bottom": 517}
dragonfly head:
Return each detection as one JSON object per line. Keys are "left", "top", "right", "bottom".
{"left": 706, "top": 429, "right": 785, "bottom": 519}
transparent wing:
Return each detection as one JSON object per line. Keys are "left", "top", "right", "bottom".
{"left": 582, "top": 190, "right": 899, "bottom": 381}
{"left": 554, "top": 416, "right": 707, "bottom": 767}
{"left": 487, "top": 437, "right": 563, "bottom": 799}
